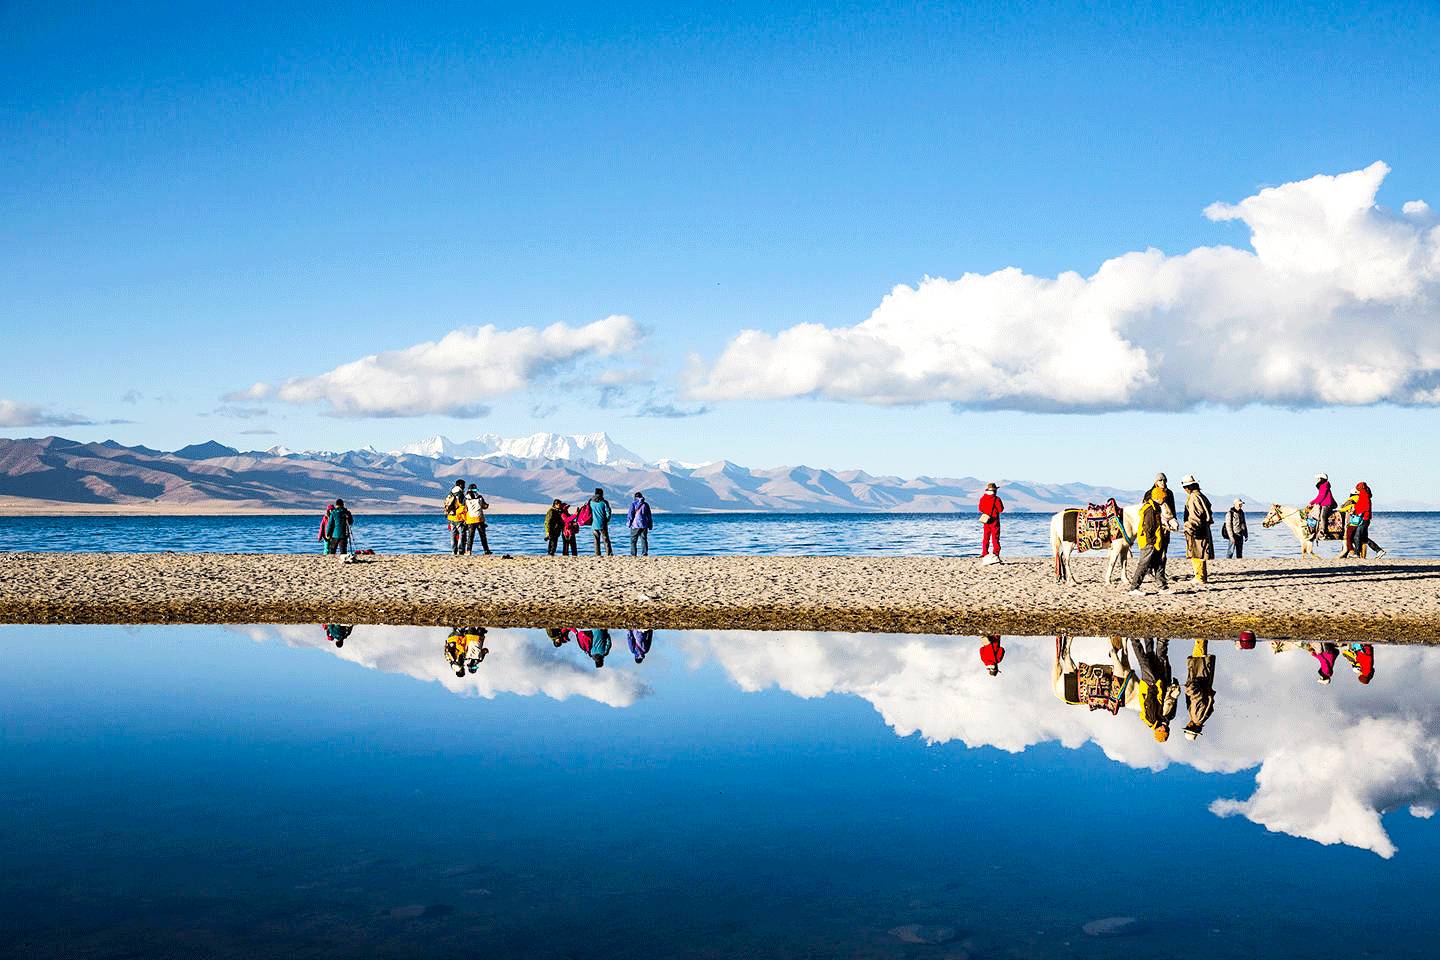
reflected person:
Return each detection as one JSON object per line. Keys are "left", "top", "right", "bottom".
{"left": 323, "top": 623, "right": 353, "bottom": 648}
{"left": 1342, "top": 643, "right": 1375, "bottom": 685}
{"left": 627, "top": 628, "right": 654, "bottom": 664}
{"left": 1183, "top": 639, "right": 1216, "bottom": 741}
{"left": 577, "top": 628, "right": 612, "bottom": 668}
{"left": 979, "top": 635, "right": 1004, "bottom": 677}
{"left": 1125, "top": 638, "right": 1178, "bottom": 742}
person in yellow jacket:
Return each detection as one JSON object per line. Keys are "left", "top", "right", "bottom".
{"left": 1125, "top": 638, "right": 1179, "bottom": 742}
{"left": 444, "top": 479, "right": 468, "bottom": 555}
{"left": 1126, "top": 488, "right": 1172, "bottom": 594}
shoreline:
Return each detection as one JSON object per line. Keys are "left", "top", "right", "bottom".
{"left": 1, "top": 553, "right": 1437, "bottom": 641}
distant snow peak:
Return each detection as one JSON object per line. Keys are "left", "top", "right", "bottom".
{"left": 390, "top": 431, "right": 647, "bottom": 467}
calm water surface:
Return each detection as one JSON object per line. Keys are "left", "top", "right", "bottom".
{"left": 3, "top": 511, "right": 1438, "bottom": 557}
{"left": 2, "top": 625, "right": 1438, "bottom": 958}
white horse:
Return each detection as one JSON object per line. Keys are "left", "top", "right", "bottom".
{"left": 1049, "top": 504, "right": 1141, "bottom": 586}
{"left": 1262, "top": 503, "right": 1343, "bottom": 557}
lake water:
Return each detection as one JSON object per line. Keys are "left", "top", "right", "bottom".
{"left": 2, "top": 511, "right": 1438, "bottom": 557}
{"left": 3, "top": 624, "right": 1438, "bottom": 958}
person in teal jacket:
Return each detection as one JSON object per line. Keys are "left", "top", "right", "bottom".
{"left": 582, "top": 487, "right": 614, "bottom": 556}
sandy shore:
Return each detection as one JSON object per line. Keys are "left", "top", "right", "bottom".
{"left": 1, "top": 553, "right": 1437, "bottom": 640}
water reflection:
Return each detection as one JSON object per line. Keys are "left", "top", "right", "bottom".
{"left": 240, "top": 625, "right": 1429, "bottom": 858}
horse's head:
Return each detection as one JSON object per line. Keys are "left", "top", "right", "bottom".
{"left": 1262, "top": 503, "right": 1285, "bottom": 528}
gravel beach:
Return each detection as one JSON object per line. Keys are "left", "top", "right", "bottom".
{"left": 2, "top": 552, "right": 1438, "bottom": 640}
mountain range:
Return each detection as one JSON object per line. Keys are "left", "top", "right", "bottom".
{"left": 0, "top": 433, "right": 1170, "bottom": 514}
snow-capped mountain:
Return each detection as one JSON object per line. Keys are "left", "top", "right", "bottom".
{"left": 391, "top": 432, "right": 647, "bottom": 467}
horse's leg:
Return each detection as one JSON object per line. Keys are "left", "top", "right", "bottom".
{"left": 1066, "top": 545, "right": 1081, "bottom": 585}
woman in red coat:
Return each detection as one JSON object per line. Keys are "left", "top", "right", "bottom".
{"left": 978, "top": 483, "right": 1004, "bottom": 561}
{"left": 979, "top": 635, "right": 1005, "bottom": 676}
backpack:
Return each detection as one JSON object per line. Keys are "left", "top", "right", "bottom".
{"left": 444, "top": 491, "right": 461, "bottom": 518}
{"left": 576, "top": 503, "right": 592, "bottom": 525}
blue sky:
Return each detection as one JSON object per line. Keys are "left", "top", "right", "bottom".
{"left": 4, "top": 1, "right": 1440, "bottom": 499}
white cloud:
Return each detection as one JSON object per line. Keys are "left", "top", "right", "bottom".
{"left": 684, "top": 632, "right": 1440, "bottom": 858}
{"left": 690, "top": 162, "right": 1440, "bottom": 411}
{"left": 237, "top": 315, "right": 640, "bottom": 418}
{"left": 241, "top": 624, "right": 650, "bottom": 707}
{"left": 0, "top": 399, "right": 97, "bottom": 427}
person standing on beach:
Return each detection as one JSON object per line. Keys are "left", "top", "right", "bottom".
{"left": 1343, "top": 482, "right": 1381, "bottom": 559}
{"left": 1309, "top": 473, "right": 1337, "bottom": 542}
{"left": 444, "top": 479, "right": 466, "bottom": 555}
{"left": 978, "top": 483, "right": 1004, "bottom": 563}
{"left": 1222, "top": 499, "right": 1248, "bottom": 558}
{"left": 627, "top": 491, "right": 653, "bottom": 556}
{"left": 1183, "top": 639, "right": 1216, "bottom": 740}
{"left": 1181, "top": 475, "right": 1213, "bottom": 585}
{"left": 1304, "top": 642, "right": 1340, "bottom": 684}
{"left": 544, "top": 499, "right": 564, "bottom": 555}
{"left": 462, "top": 483, "right": 490, "bottom": 555}
{"left": 979, "top": 635, "right": 1005, "bottom": 676}
{"left": 560, "top": 503, "right": 579, "bottom": 556}
{"left": 584, "top": 487, "right": 614, "bottom": 556}
{"left": 324, "top": 498, "right": 352, "bottom": 555}
{"left": 1146, "top": 473, "right": 1178, "bottom": 578}
{"left": 1126, "top": 489, "right": 1171, "bottom": 594}
{"left": 1126, "top": 638, "right": 1178, "bottom": 742}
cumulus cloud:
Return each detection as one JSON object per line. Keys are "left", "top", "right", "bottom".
{"left": 682, "top": 632, "right": 1440, "bottom": 857}
{"left": 0, "top": 397, "right": 101, "bottom": 428}
{"left": 690, "top": 163, "right": 1440, "bottom": 411}
{"left": 234, "top": 315, "right": 640, "bottom": 418}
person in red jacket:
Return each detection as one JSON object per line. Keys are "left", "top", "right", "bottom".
{"left": 979, "top": 635, "right": 1005, "bottom": 676}
{"left": 978, "top": 483, "right": 1005, "bottom": 562}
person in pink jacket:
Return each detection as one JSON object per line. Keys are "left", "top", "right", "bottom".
{"left": 1308, "top": 473, "right": 1337, "bottom": 542}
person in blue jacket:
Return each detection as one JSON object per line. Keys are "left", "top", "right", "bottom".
{"left": 627, "top": 628, "right": 653, "bottom": 663}
{"left": 582, "top": 487, "right": 614, "bottom": 556}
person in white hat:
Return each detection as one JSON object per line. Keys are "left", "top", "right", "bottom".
{"left": 1180, "top": 475, "right": 1213, "bottom": 585}
{"left": 1183, "top": 639, "right": 1216, "bottom": 740}
{"left": 1222, "top": 498, "right": 1248, "bottom": 558}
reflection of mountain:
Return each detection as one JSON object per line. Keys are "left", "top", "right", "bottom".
{"left": 240, "top": 624, "right": 650, "bottom": 708}
{"left": 683, "top": 632, "right": 1440, "bottom": 859}
{"left": 0, "top": 436, "right": 1153, "bottom": 513}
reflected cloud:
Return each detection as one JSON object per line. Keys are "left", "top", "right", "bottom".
{"left": 682, "top": 631, "right": 1437, "bottom": 858}
{"left": 237, "top": 624, "right": 652, "bottom": 708}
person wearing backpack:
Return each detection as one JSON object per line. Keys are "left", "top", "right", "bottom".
{"left": 627, "top": 491, "right": 653, "bottom": 556}
{"left": 324, "top": 498, "right": 353, "bottom": 556}
{"left": 443, "top": 479, "right": 467, "bottom": 555}
{"left": 544, "top": 499, "right": 564, "bottom": 555}
{"left": 580, "top": 487, "right": 613, "bottom": 556}
{"left": 462, "top": 483, "right": 490, "bottom": 555}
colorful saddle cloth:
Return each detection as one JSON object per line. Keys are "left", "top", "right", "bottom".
{"left": 1077, "top": 662, "right": 1128, "bottom": 714}
{"left": 1062, "top": 499, "right": 1124, "bottom": 553}
{"left": 1306, "top": 509, "right": 1350, "bottom": 540}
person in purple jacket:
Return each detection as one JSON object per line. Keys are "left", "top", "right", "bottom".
{"left": 627, "top": 629, "right": 653, "bottom": 664}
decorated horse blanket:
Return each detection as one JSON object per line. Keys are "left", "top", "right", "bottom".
{"left": 1061, "top": 499, "right": 1125, "bottom": 553}
{"left": 1060, "top": 662, "right": 1130, "bottom": 714}
{"left": 1306, "top": 508, "right": 1351, "bottom": 541}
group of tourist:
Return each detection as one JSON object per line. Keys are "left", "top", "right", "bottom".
{"left": 441, "top": 481, "right": 655, "bottom": 558}
{"left": 978, "top": 470, "right": 1383, "bottom": 593}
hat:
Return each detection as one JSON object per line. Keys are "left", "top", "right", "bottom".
{"left": 1154, "top": 472, "right": 1167, "bottom": 483}
{"left": 985, "top": 482, "right": 997, "bottom": 491}
{"left": 1316, "top": 473, "right": 1328, "bottom": 481}
{"left": 1234, "top": 498, "right": 1244, "bottom": 507}
{"left": 468, "top": 483, "right": 477, "bottom": 489}
{"left": 1181, "top": 474, "right": 1197, "bottom": 487}
{"left": 1184, "top": 728, "right": 1200, "bottom": 741}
